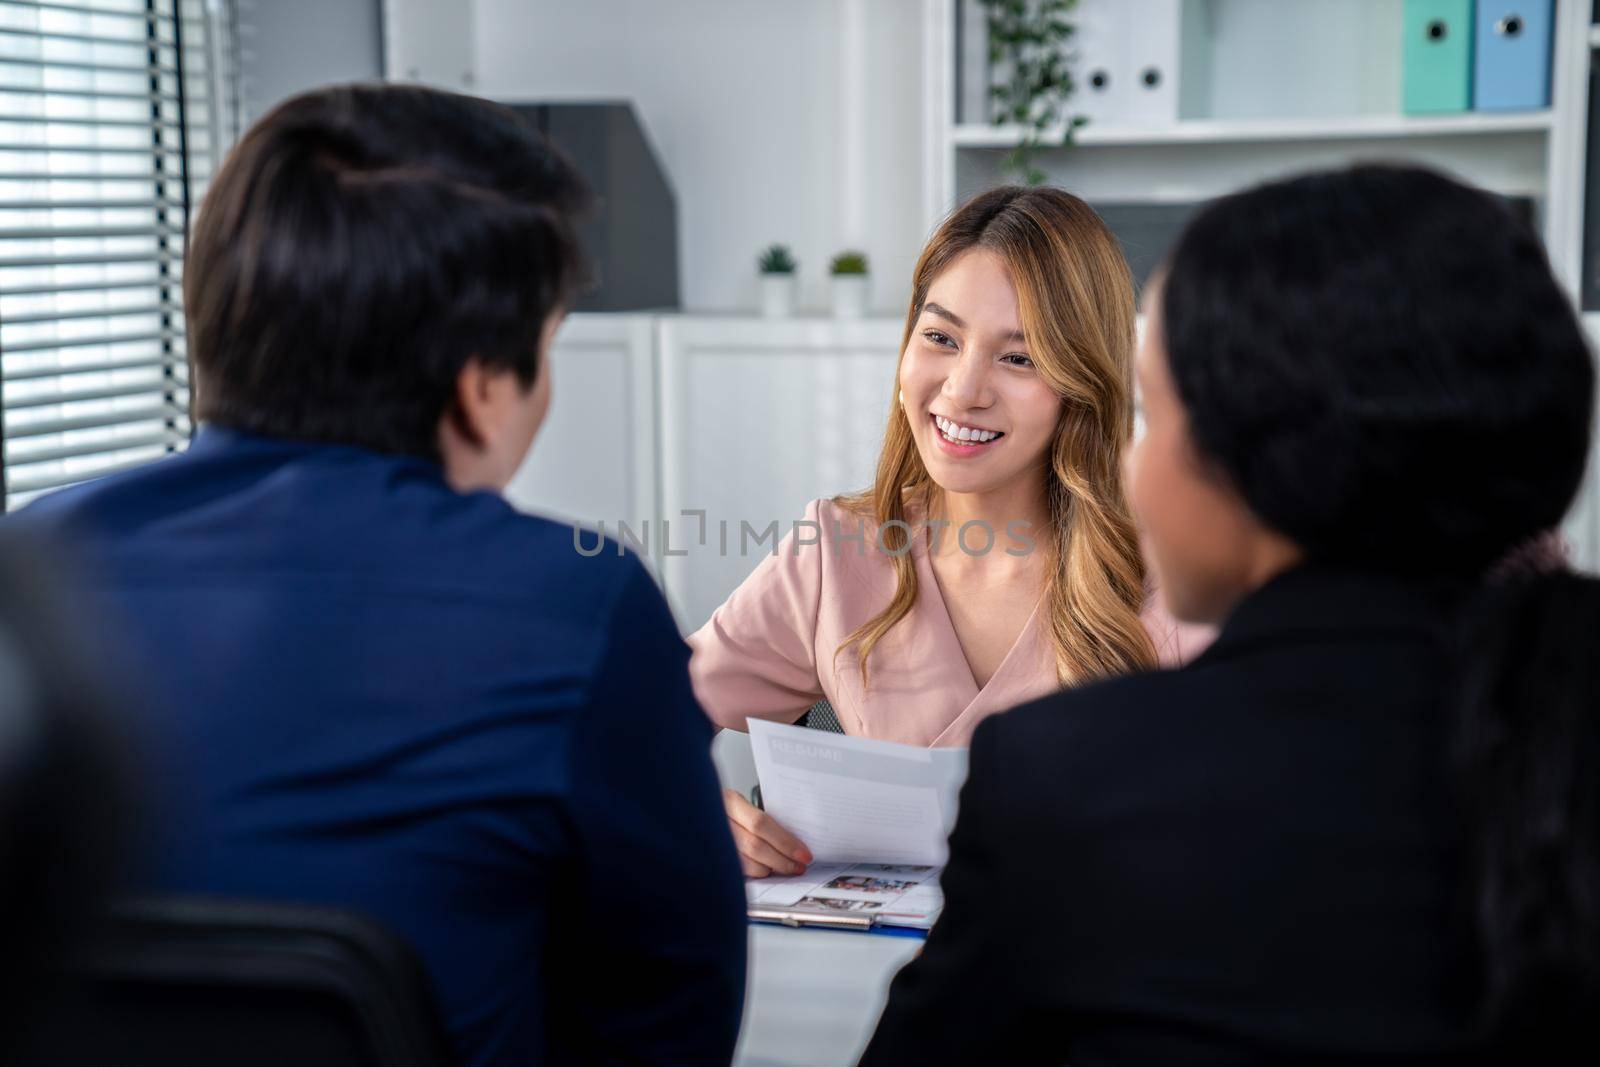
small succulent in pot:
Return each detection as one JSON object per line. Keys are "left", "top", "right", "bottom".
{"left": 758, "top": 244, "right": 797, "bottom": 275}
{"left": 829, "top": 250, "right": 870, "bottom": 320}
{"left": 829, "top": 250, "right": 869, "bottom": 276}
{"left": 758, "top": 244, "right": 798, "bottom": 317}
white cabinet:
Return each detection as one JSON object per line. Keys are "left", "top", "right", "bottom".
{"left": 656, "top": 317, "right": 903, "bottom": 630}
{"left": 504, "top": 314, "right": 905, "bottom": 629}
{"left": 503, "top": 313, "right": 657, "bottom": 536}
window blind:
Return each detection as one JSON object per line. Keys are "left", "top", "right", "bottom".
{"left": 0, "top": 0, "right": 238, "bottom": 510}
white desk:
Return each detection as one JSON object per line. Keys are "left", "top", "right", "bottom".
{"left": 735, "top": 923, "right": 922, "bottom": 1067}
{"left": 715, "top": 733, "right": 922, "bottom": 1064}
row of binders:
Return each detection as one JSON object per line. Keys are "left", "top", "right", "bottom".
{"left": 1056, "top": 0, "right": 1194, "bottom": 129}
{"left": 1404, "top": 0, "right": 1554, "bottom": 113}
{"left": 960, "top": 0, "right": 1554, "bottom": 130}
{"left": 960, "top": 0, "right": 1197, "bottom": 128}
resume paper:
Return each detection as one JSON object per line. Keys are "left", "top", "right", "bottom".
{"left": 747, "top": 719, "right": 969, "bottom": 866}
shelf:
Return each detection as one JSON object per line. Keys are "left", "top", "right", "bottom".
{"left": 951, "top": 111, "right": 1555, "bottom": 150}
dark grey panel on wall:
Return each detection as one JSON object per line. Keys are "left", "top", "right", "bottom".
{"left": 1095, "top": 194, "right": 1537, "bottom": 293}
{"left": 1090, "top": 203, "right": 1202, "bottom": 290}
{"left": 507, "top": 103, "right": 681, "bottom": 313}
{"left": 238, "top": 0, "right": 385, "bottom": 122}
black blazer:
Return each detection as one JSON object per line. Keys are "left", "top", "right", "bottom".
{"left": 862, "top": 565, "right": 1499, "bottom": 1066}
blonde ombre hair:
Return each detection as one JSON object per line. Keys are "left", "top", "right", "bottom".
{"left": 836, "top": 185, "right": 1155, "bottom": 684}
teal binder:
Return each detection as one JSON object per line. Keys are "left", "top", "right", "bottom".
{"left": 1403, "top": 0, "right": 1475, "bottom": 114}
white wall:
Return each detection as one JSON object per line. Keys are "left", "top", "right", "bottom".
{"left": 465, "top": 0, "right": 928, "bottom": 316}
{"left": 1196, "top": 0, "right": 1403, "bottom": 120}
{"left": 239, "top": 0, "right": 385, "bottom": 123}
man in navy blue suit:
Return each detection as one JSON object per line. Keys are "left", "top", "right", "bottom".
{"left": 9, "top": 85, "right": 747, "bottom": 1067}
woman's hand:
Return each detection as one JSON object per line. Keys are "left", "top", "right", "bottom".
{"left": 723, "top": 788, "right": 814, "bottom": 878}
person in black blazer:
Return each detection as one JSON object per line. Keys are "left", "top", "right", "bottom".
{"left": 862, "top": 165, "right": 1600, "bottom": 1065}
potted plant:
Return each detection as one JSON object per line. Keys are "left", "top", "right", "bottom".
{"left": 829, "top": 250, "right": 869, "bottom": 319}
{"left": 982, "top": 0, "right": 1085, "bottom": 185}
{"left": 758, "top": 244, "right": 797, "bottom": 318}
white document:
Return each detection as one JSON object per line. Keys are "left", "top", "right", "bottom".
{"left": 747, "top": 719, "right": 969, "bottom": 867}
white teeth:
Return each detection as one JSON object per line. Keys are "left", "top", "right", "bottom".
{"left": 934, "top": 415, "right": 1000, "bottom": 445}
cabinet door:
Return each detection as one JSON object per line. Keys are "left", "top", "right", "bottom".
{"left": 656, "top": 318, "right": 902, "bottom": 631}
{"left": 503, "top": 313, "right": 657, "bottom": 546}
{"left": 1403, "top": 0, "right": 1475, "bottom": 113}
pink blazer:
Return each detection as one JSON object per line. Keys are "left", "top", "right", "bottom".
{"left": 687, "top": 498, "right": 1212, "bottom": 748}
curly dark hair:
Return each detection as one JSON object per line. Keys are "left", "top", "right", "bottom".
{"left": 1162, "top": 164, "right": 1600, "bottom": 1046}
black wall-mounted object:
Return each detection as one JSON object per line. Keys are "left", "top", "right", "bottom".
{"left": 504, "top": 101, "right": 681, "bottom": 312}
{"left": 1090, "top": 202, "right": 1202, "bottom": 289}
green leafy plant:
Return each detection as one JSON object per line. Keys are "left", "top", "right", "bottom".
{"left": 980, "top": 0, "right": 1086, "bottom": 185}
{"left": 758, "top": 244, "right": 797, "bottom": 275}
{"left": 830, "top": 251, "right": 869, "bottom": 276}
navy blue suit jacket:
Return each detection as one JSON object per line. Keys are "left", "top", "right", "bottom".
{"left": 12, "top": 426, "right": 748, "bottom": 1067}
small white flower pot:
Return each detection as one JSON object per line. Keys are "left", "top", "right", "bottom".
{"left": 830, "top": 274, "right": 870, "bottom": 319}
{"left": 760, "top": 273, "right": 797, "bottom": 318}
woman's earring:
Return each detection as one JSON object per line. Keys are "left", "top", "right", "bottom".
{"left": 898, "top": 390, "right": 905, "bottom": 406}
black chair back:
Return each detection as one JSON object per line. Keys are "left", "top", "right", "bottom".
{"left": 801, "top": 698, "right": 844, "bottom": 733}
{"left": 19, "top": 896, "right": 453, "bottom": 1067}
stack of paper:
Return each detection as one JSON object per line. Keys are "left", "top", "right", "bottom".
{"left": 745, "top": 719, "right": 968, "bottom": 931}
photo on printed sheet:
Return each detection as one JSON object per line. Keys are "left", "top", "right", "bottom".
{"left": 797, "top": 895, "right": 885, "bottom": 913}
{"left": 822, "top": 874, "right": 920, "bottom": 895}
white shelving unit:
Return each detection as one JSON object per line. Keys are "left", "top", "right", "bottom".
{"left": 951, "top": 109, "right": 1555, "bottom": 148}
{"left": 926, "top": 0, "right": 1590, "bottom": 274}
{"left": 923, "top": 0, "right": 1600, "bottom": 569}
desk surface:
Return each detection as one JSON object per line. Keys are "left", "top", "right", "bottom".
{"left": 734, "top": 923, "right": 921, "bottom": 1067}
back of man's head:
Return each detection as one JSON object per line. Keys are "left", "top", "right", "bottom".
{"left": 186, "top": 84, "right": 591, "bottom": 458}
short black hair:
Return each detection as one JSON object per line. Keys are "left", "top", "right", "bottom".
{"left": 186, "top": 84, "right": 592, "bottom": 458}
{"left": 1161, "top": 163, "right": 1593, "bottom": 575}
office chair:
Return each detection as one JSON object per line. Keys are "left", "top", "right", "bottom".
{"left": 20, "top": 896, "right": 453, "bottom": 1067}
{"left": 800, "top": 698, "right": 844, "bottom": 733}
{"left": 750, "top": 699, "right": 844, "bottom": 809}
{"left": 0, "top": 535, "right": 132, "bottom": 1059}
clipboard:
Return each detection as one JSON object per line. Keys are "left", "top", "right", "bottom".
{"left": 748, "top": 904, "right": 931, "bottom": 938}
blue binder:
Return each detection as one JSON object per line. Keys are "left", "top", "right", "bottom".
{"left": 1474, "top": 2, "right": 1554, "bottom": 110}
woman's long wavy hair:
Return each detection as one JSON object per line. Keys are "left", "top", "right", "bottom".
{"left": 836, "top": 186, "right": 1156, "bottom": 685}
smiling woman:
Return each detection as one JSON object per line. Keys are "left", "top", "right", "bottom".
{"left": 688, "top": 186, "right": 1209, "bottom": 879}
